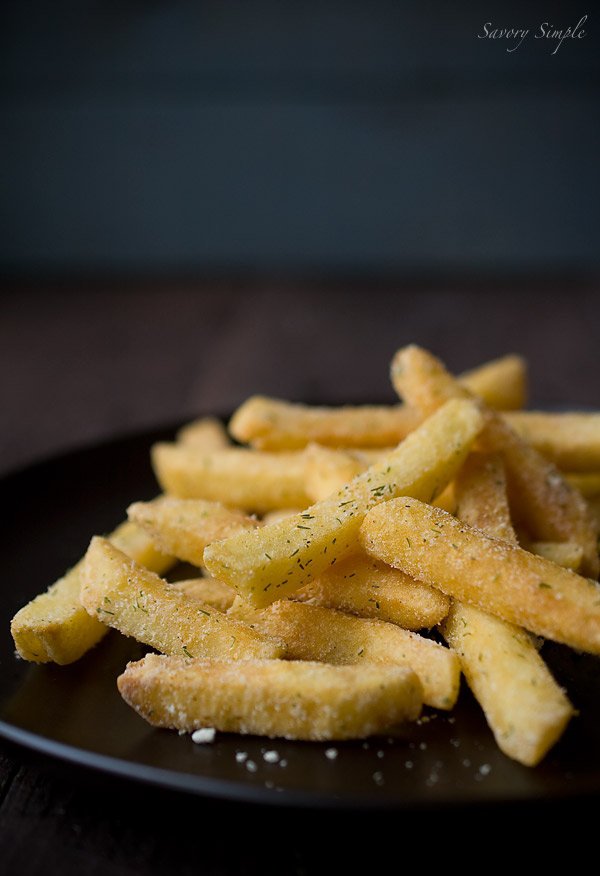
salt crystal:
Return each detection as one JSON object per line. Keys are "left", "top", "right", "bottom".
{"left": 325, "top": 748, "right": 338, "bottom": 760}
{"left": 191, "top": 727, "right": 216, "bottom": 744}
{"left": 263, "top": 750, "right": 280, "bottom": 763}
{"left": 235, "top": 751, "right": 248, "bottom": 763}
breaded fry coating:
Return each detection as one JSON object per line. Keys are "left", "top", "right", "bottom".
{"left": 361, "top": 497, "right": 600, "bottom": 654}
{"left": 11, "top": 520, "right": 173, "bottom": 664}
{"left": 127, "top": 496, "right": 257, "bottom": 566}
{"left": 294, "top": 554, "right": 450, "bottom": 630}
{"left": 80, "top": 537, "right": 285, "bottom": 660}
{"left": 233, "top": 601, "right": 459, "bottom": 710}
{"left": 117, "top": 655, "right": 423, "bottom": 740}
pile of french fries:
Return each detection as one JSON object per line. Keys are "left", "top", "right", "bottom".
{"left": 11, "top": 347, "right": 600, "bottom": 767}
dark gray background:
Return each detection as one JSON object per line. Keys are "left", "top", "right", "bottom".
{"left": 1, "top": 1, "right": 598, "bottom": 272}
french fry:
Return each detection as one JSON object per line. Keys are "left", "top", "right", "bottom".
{"left": 117, "top": 655, "right": 423, "bottom": 740}
{"left": 304, "top": 445, "right": 456, "bottom": 510}
{"left": 304, "top": 444, "right": 367, "bottom": 502}
{"left": 347, "top": 448, "right": 395, "bottom": 463}
{"left": 176, "top": 416, "right": 230, "bottom": 450}
{"left": 588, "top": 496, "right": 600, "bottom": 530}
{"left": 204, "top": 398, "right": 484, "bottom": 606}
{"left": 504, "top": 411, "right": 600, "bottom": 473}
{"left": 440, "top": 452, "right": 574, "bottom": 767}
{"left": 151, "top": 445, "right": 311, "bottom": 514}
{"left": 564, "top": 472, "right": 600, "bottom": 498}
{"left": 228, "top": 355, "right": 526, "bottom": 451}
{"left": 229, "top": 397, "right": 421, "bottom": 451}
{"left": 171, "top": 577, "right": 236, "bottom": 612}
{"left": 80, "top": 537, "right": 285, "bottom": 661}
{"left": 261, "top": 509, "right": 303, "bottom": 525}
{"left": 432, "top": 482, "right": 456, "bottom": 514}
{"left": 453, "top": 453, "right": 518, "bottom": 545}
{"left": 390, "top": 345, "right": 599, "bottom": 577}
{"left": 456, "top": 454, "right": 582, "bottom": 571}
{"left": 441, "top": 603, "right": 573, "bottom": 767}
{"left": 528, "top": 541, "right": 584, "bottom": 572}
{"left": 10, "top": 520, "right": 174, "bottom": 665}
{"left": 127, "top": 496, "right": 258, "bottom": 567}
{"left": 233, "top": 601, "right": 459, "bottom": 710}
{"left": 361, "top": 497, "right": 600, "bottom": 655}
{"left": 294, "top": 554, "right": 450, "bottom": 630}
{"left": 460, "top": 353, "right": 527, "bottom": 411}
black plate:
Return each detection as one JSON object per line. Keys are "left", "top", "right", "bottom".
{"left": 1, "top": 421, "right": 600, "bottom": 810}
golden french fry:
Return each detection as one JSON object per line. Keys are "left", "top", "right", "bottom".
{"left": 10, "top": 520, "right": 174, "bottom": 665}
{"left": 528, "top": 541, "right": 584, "bottom": 572}
{"left": 118, "top": 655, "right": 423, "bottom": 740}
{"left": 441, "top": 603, "right": 573, "bottom": 767}
{"left": 236, "top": 601, "right": 460, "bottom": 710}
{"left": 80, "top": 537, "right": 285, "bottom": 661}
{"left": 152, "top": 445, "right": 311, "bottom": 514}
{"left": 588, "top": 495, "right": 600, "bottom": 530}
{"left": 454, "top": 452, "right": 518, "bottom": 544}
{"left": 229, "top": 397, "right": 421, "bottom": 450}
{"left": 204, "top": 398, "right": 484, "bottom": 606}
{"left": 460, "top": 353, "right": 527, "bottom": 411}
{"left": 261, "top": 508, "right": 303, "bottom": 525}
{"left": 361, "top": 497, "right": 600, "bottom": 654}
{"left": 295, "top": 554, "right": 450, "bottom": 630}
{"left": 176, "top": 416, "right": 230, "bottom": 450}
{"left": 390, "top": 345, "right": 599, "bottom": 578}
{"left": 171, "top": 577, "right": 236, "bottom": 612}
{"left": 347, "top": 448, "right": 395, "bottom": 463}
{"left": 304, "top": 446, "right": 458, "bottom": 510}
{"left": 127, "top": 496, "right": 258, "bottom": 567}
{"left": 228, "top": 356, "right": 526, "bottom": 451}
{"left": 303, "top": 444, "right": 367, "bottom": 502}
{"left": 443, "top": 452, "right": 574, "bottom": 767}
{"left": 432, "top": 482, "right": 456, "bottom": 514}
{"left": 564, "top": 472, "right": 600, "bottom": 498}
{"left": 505, "top": 411, "right": 600, "bottom": 473}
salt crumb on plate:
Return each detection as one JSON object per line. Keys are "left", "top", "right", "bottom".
{"left": 324, "top": 747, "right": 338, "bottom": 760}
{"left": 191, "top": 727, "right": 216, "bottom": 744}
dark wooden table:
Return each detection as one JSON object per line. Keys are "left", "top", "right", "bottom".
{"left": 1, "top": 278, "right": 599, "bottom": 870}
